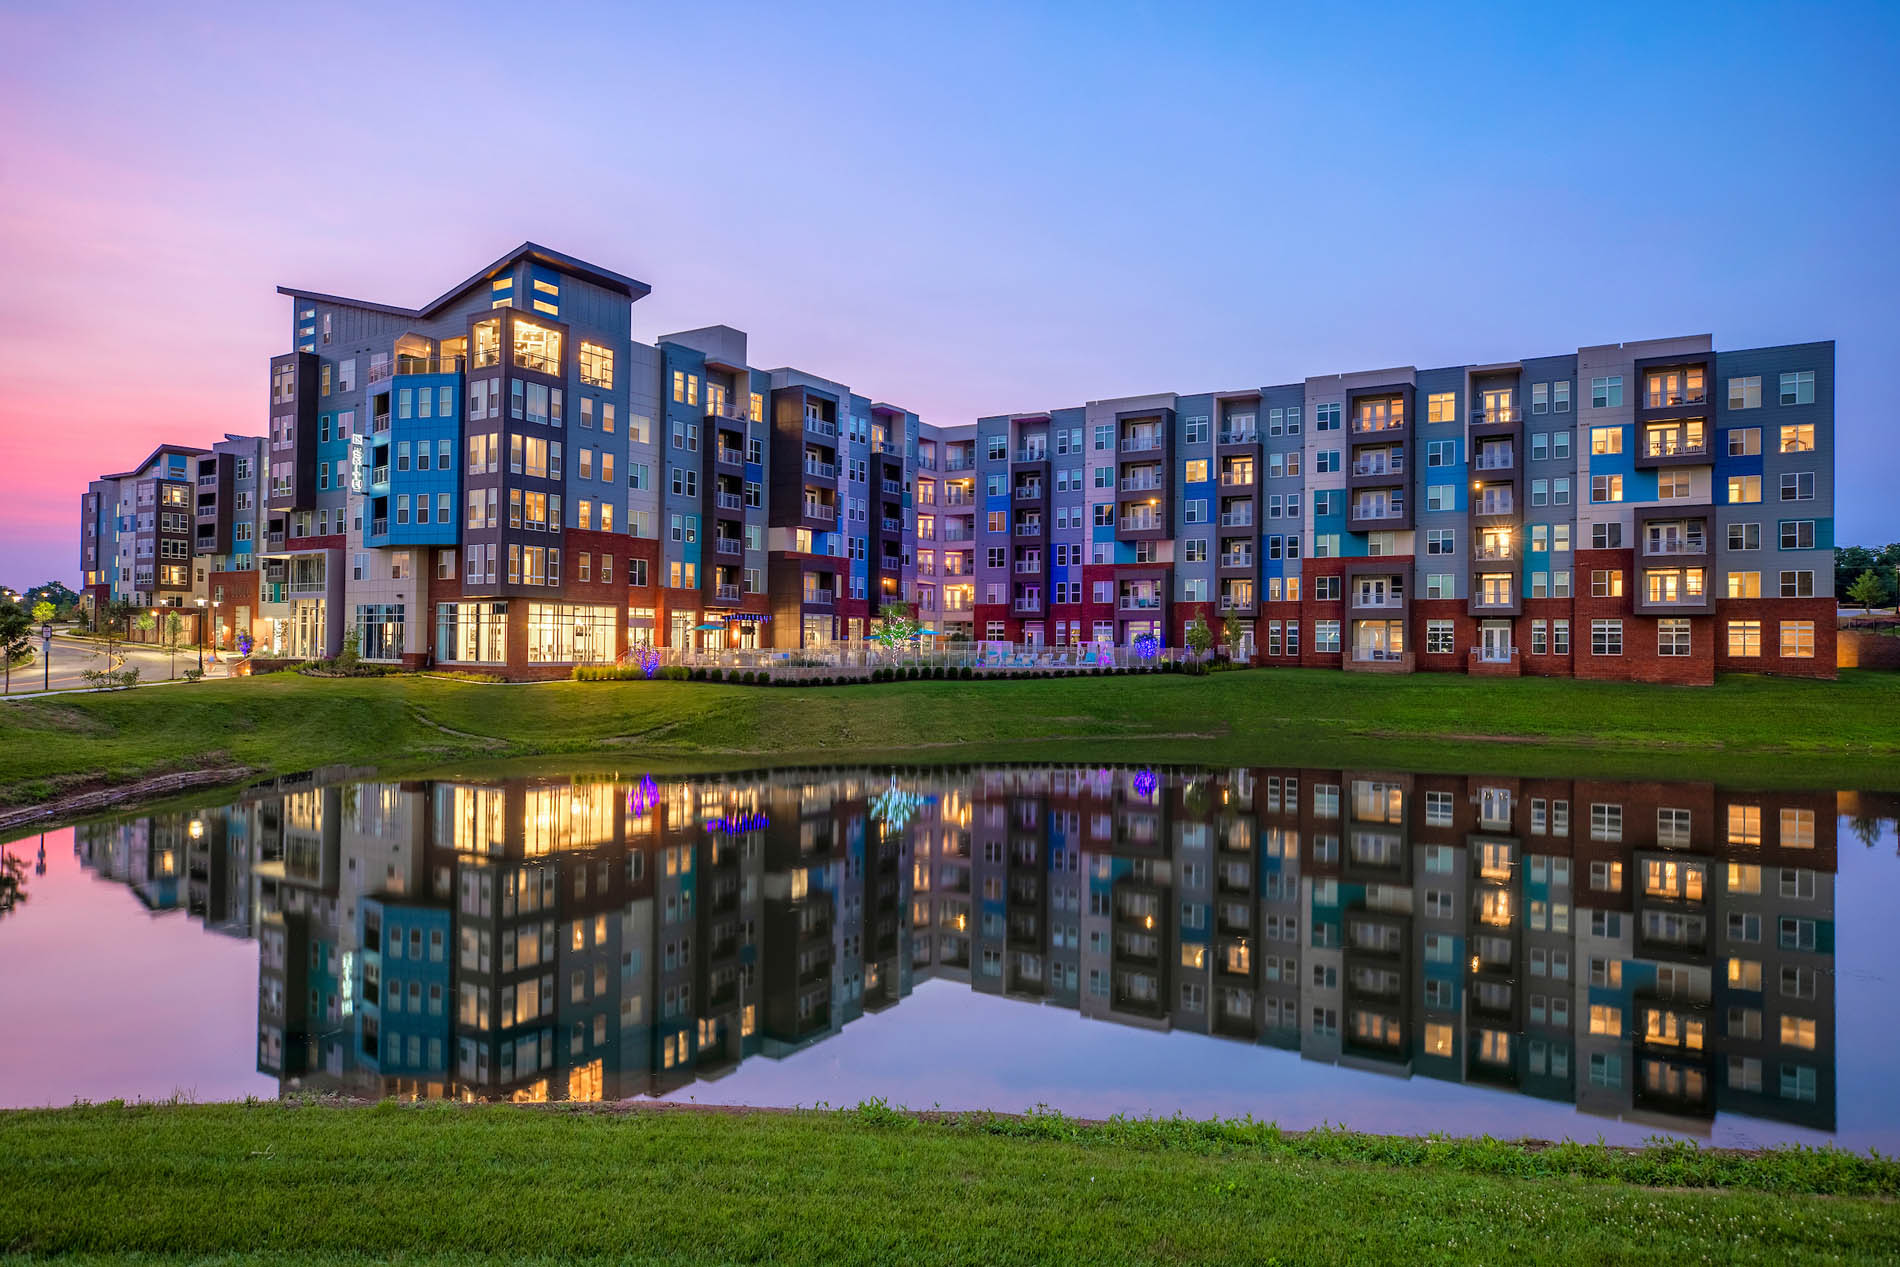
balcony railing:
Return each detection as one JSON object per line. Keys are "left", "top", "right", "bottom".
{"left": 802, "top": 589, "right": 833, "bottom": 606}
{"left": 1470, "top": 407, "right": 1521, "bottom": 425}
{"left": 1219, "top": 510, "right": 1252, "bottom": 528}
{"left": 1219, "top": 429, "right": 1257, "bottom": 445}
{"left": 372, "top": 413, "right": 391, "bottom": 434}
{"left": 371, "top": 518, "right": 388, "bottom": 536}
{"left": 1646, "top": 390, "right": 1708, "bottom": 408}
{"left": 1120, "top": 516, "right": 1161, "bottom": 532}
{"left": 1351, "top": 458, "right": 1404, "bottom": 477}
{"left": 882, "top": 479, "right": 902, "bottom": 496}
{"left": 371, "top": 465, "right": 389, "bottom": 486}
{"left": 1352, "top": 504, "right": 1406, "bottom": 521}
{"left": 1119, "top": 596, "right": 1161, "bottom": 611}
{"left": 1473, "top": 496, "right": 1514, "bottom": 516}
{"left": 716, "top": 537, "right": 742, "bottom": 556}
{"left": 1220, "top": 469, "right": 1255, "bottom": 487}
{"left": 878, "top": 441, "right": 903, "bottom": 458}
{"left": 1644, "top": 538, "right": 1708, "bottom": 556}
{"left": 715, "top": 447, "right": 745, "bottom": 467}
{"left": 943, "top": 490, "right": 972, "bottom": 506}
{"left": 1014, "top": 522, "right": 1042, "bottom": 537}
{"left": 1014, "top": 597, "right": 1042, "bottom": 613}
{"left": 943, "top": 456, "right": 973, "bottom": 471}
{"left": 1220, "top": 552, "right": 1254, "bottom": 568}
{"left": 715, "top": 584, "right": 742, "bottom": 601}
{"left": 1015, "top": 448, "right": 1048, "bottom": 464}
{"left": 1471, "top": 589, "right": 1515, "bottom": 608}
{"left": 1643, "top": 437, "right": 1708, "bottom": 458}
{"left": 1351, "top": 415, "right": 1406, "bottom": 435}
{"left": 1219, "top": 594, "right": 1254, "bottom": 610}
{"left": 803, "top": 502, "right": 835, "bottom": 521}
{"left": 1014, "top": 560, "right": 1042, "bottom": 574}
{"left": 197, "top": 473, "right": 218, "bottom": 487}
{"left": 1474, "top": 449, "right": 1515, "bottom": 470}
{"left": 1121, "top": 435, "right": 1162, "bottom": 453}
{"left": 804, "top": 415, "right": 837, "bottom": 437}
{"left": 804, "top": 458, "right": 836, "bottom": 479}
{"left": 715, "top": 492, "right": 744, "bottom": 511}
{"left": 1472, "top": 543, "right": 1513, "bottom": 561}
{"left": 881, "top": 517, "right": 903, "bottom": 533}
{"left": 1121, "top": 475, "right": 1163, "bottom": 492}
{"left": 1015, "top": 484, "right": 1043, "bottom": 500}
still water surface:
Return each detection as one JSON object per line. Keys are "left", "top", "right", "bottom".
{"left": 2, "top": 763, "right": 1895, "bottom": 1152}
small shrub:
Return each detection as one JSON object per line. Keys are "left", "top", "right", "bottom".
{"left": 960, "top": 666, "right": 973, "bottom": 680}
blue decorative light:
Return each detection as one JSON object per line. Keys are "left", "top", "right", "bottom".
{"left": 705, "top": 811, "right": 771, "bottom": 835}
{"left": 1133, "top": 768, "right": 1159, "bottom": 798}
{"left": 1132, "top": 633, "right": 1159, "bottom": 662}
{"left": 870, "top": 776, "right": 932, "bottom": 832}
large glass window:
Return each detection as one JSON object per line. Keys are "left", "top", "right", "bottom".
{"left": 354, "top": 603, "right": 405, "bottom": 662}
{"left": 437, "top": 601, "right": 508, "bottom": 664}
{"left": 513, "top": 320, "right": 563, "bottom": 374}
{"left": 526, "top": 603, "right": 616, "bottom": 664}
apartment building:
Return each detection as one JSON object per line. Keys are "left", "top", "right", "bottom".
{"left": 916, "top": 335, "right": 1837, "bottom": 682}
{"left": 80, "top": 244, "right": 922, "bottom": 677}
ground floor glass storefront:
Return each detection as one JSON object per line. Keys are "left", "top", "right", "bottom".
{"left": 353, "top": 604, "right": 405, "bottom": 662}
{"left": 436, "top": 602, "right": 508, "bottom": 664}
{"left": 526, "top": 603, "right": 616, "bottom": 664}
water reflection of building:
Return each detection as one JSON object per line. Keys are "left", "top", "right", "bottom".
{"left": 75, "top": 766, "right": 1838, "bottom": 1134}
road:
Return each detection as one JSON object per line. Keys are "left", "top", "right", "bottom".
{"left": 2, "top": 632, "right": 231, "bottom": 695}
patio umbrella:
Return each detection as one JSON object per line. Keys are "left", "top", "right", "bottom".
{"left": 695, "top": 623, "right": 724, "bottom": 631}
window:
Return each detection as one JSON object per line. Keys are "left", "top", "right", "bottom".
{"left": 1778, "top": 370, "right": 1814, "bottom": 406}
{"left": 579, "top": 341, "right": 614, "bottom": 389}
{"left": 1658, "top": 470, "right": 1691, "bottom": 500}
{"left": 1778, "top": 621, "right": 1814, "bottom": 659}
{"left": 1427, "top": 392, "right": 1456, "bottom": 423}
{"left": 1426, "top": 621, "right": 1454, "bottom": 654}
{"left": 1530, "top": 383, "right": 1547, "bottom": 415}
{"left": 1590, "top": 376, "right": 1623, "bottom": 409}
{"left": 1658, "top": 619, "right": 1691, "bottom": 657}
{"left": 1728, "top": 522, "right": 1760, "bottom": 551}
{"left": 1591, "top": 619, "right": 1622, "bottom": 657}
{"left": 1778, "top": 570, "right": 1814, "bottom": 598}
{"left": 1780, "top": 521, "right": 1815, "bottom": 550}
{"left": 1727, "top": 619, "right": 1761, "bottom": 657}
{"left": 1728, "top": 376, "right": 1760, "bottom": 409}
{"left": 1780, "top": 424, "right": 1815, "bottom": 453}
{"left": 1590, "top": 474, "right": 1623, "bottom": 503}
{"left": 1779, "top": 471, "right": 1815, "bottom": 501}
{"left": 1590, "top": 569, "right": 1622, "bottom": 598}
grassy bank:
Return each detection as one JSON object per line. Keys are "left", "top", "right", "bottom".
{"left": 1, "top": 1103, "right": 1895, "bottom": 1264}
{"left": 2, "top": 668, "right": 1898, "bottom": 809}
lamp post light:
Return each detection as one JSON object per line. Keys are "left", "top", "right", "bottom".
{"left": 193, "top": 597, "right": 208, "bottom": 674}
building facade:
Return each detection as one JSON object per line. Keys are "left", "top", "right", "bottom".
{"left": 917, "top": 334, "right": 1837, "bottom": 683}
{"left": 78, "top": 244, "right": 1834, "bottom": 683}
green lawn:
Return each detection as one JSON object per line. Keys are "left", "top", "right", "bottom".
{"left": 1, "top": 1103, "right": 1895, "bottom": 1265}
{"left": 3, "top": 668, "right": 1898, "bottom": 809}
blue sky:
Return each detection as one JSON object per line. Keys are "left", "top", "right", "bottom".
{"left": 2, "top": 0, "right": 1895, "bottom": 581}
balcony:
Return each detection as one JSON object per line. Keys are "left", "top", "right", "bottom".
{"left": 715, "top": 447, "right": 745, "bottom": 468}
{"left": 1015, "top": 483, "right": 1043, "bottom": 501}
{"left": 1118, "top": 595, "right": 1162, "bottom": 611}
{"left": 1643, "top": 535, "right": 1708, "bottom": 557}
{"left": 1218, "top": 428, "right": 1257, "bottom": 445}
{"left": 1121, "top": 474, "right": 1163, "bottom": 492}
{"left": 371, "top": 465, "right": 389, "bottom": 487}
{"left": 1014, "top": 559, "right": 1043, "bottom": 574}
{"left": 881, "top": 516, "right": 903, "bottom": 533}
{"left": 1473, "top": 447, "right": 1515, "bottom": 471}
{"left": 1471, "top": 494, "right": 1514, "bottom": 518}
{"left": 1013, "top": 521, "right": 1043, "bottom": 537}
{"left": 372, "top": 412, "right": 391, "bottom": 434}
{"left": 804, "top": 414, "right": 837, "bottom": 437}
{"left": 1473, "top": 540, "right": 1513, "bottom": 561}
{"left": 715, "top": 584, "right": 741, "bottom": 602}
{"left": 197, "top": 473, "right": 218, "bottom": 487}
{"left": 881, "top": 479, "right": 902, "bottom": 496}
{"left": 943, "top": 489, "right": 972, "bottom": 506}
{"left": 1351, "top": 457, "right": 1404, "bottom": 478}
{"left": 1013, "top": 596, "right": 1042, "bottom": 613}
{"left": 1469, "top": 407, "right": 1521, "bottom": 426}
{"left": 1351, "top": 414, "right": 1406, "bottom": 436}
{"left": 944, "top": 455, "right": 973, "bottom": 471}
{"left": 1636, "top": 426, "right": 1710, "bottom": 469}
{"left": 802, "top": 501, "right": 835, "bottom": 522}
{"left": 1220, "top": 468, "right": 1255, "bottom": 487}
{"left": 1121, "top": 434, "right": 1162, "bottom": 453}
{"left": 371, "top": 518, "right": 388, "bottom": 536}
{"left": 804, "top": 457, "right": 836, "bottom": 479}
{"left": 1120, "top": 515, "right": 1161, "bottom": 533}
{"left": 715, "top": 492, "right": 744, "bottom": 511}
{"left": 1350, "top": 591, "right": 1407, "bottom": 611}
{"left": 878, "top": 441, "right": 903, "bottom": 458}
{"left": 1219, "top": 593, "right": 1255, "bottom": 611}
{"left": 1015, "top": 448, "right": 1048, "bottom": 464}
{"left": 1219, "top": 510, "right": 1253, "bottom": 528}
{"left": 802, "top": 589, "right": 834, "bottom": 607}
{"left": 716, "top": 537, "right": 742, "bottom": 556}
{"left": 1219, "top": 551, "right": 1254, "bottom": 569}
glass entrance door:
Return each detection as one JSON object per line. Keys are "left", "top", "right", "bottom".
{"left": 1481, "top": 621, "right": 1513, "bottom": 662}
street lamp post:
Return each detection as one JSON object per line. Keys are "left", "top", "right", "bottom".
{"left": 41, "top": 622, "right": 51, "bottom": 692}
{"left": 194, "top": 598, "right": 207, "bottom": 675}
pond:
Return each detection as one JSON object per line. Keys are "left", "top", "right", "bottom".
{"left": 2, "top": 762, "right": 1894, "bottom": 1152}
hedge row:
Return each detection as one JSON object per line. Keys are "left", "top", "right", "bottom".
{"left": 571, "top": 661, "right": 1210, "bottom": 685}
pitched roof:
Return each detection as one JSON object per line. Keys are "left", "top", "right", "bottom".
{"left": 277, "top": 241, "right": 651, "bottom": 319}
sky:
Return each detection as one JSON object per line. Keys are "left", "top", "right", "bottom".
{"left": 2, "top": 0, "right": 1896, "bottom": 587}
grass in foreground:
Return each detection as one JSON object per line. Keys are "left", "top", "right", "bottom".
{"left": 3, "top": 668, "right": 1899, "bottom": 809}
{"left": 1, "top": 1102, "right": 1896, "bottom": 1265}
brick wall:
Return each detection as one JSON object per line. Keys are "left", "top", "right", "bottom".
{"left": 1838, "top": 629, "right": 1900, "bottom": 670}
{"left": 1714, "top": 598, "right": 1838, "bottom": 678}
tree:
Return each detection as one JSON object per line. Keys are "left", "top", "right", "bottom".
{"left": 31, "top": 600, "right": 55, "bottom": 626}
{"left": 871, "top": 602, "right": 921, "bottom": 654}
{"left": 26, "top": 580, "right": 78, "bottom": 610}
{"left": 1222, "top": 611, "right": 1247, "bottom": 660}
{"left": 1184, "top": 615, "right": 1213, "bottom": 660}
{"left": 1847, "top": 568, "right": 1893, "bottom": 612}
{"left": 1835, "top": 545, "right": 1876, "bottom": 600}
{"left": 160, "top": 610, "right": 188, "bottom": 679}
{"left": 0, "top": 603, "right": 30, "bottom": 695}
{"left": 100, "top": 598, "right": 136, "bottom": 662}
